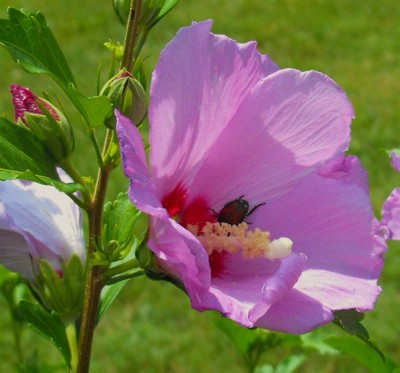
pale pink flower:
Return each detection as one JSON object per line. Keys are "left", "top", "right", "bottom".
{"left": 0, "top": 178, "right": 85, "bottom": 278}
{"left": 117, "top": 21, "right": 385, "bottom": 333}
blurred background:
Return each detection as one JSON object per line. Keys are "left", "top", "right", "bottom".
{"left": 0, "top": 0, "right": 399, "bottom": 371}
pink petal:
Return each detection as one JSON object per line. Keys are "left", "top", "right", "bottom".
{"left": 188, "top": 68, "right": 354, "bottom": 207}
{"left": 0, "top": 180, "right": 85, "bottom": 264}
{"left": 149, "top": 20, "right": 279, "bottom": 199}
{"left": 381, "top": 188, "right": 400, "bottom": 240}
{"left": 255, "top": 289, "right": 333, "bottom": 334}
{"left": 116, "top": 111, "right": 164, "bottom": 217}
{"left": 390, "top": 151, "right": 400, "bottom": 172}
{"left": 254, "top": 156, "right": 383, "bottom": 310}
{"left": 197, "top": 253, "right": 307, "bottom": 327}
{"left": 148, "top": 215, "right": 211, "bottom": 298}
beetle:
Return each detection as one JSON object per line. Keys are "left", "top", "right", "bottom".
{"left": 213, "top": 195, "right": 266, "bottom": 225}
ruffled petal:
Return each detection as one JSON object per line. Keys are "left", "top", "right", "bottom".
{"left": 255, "top": 289, "right": 333, "bottom": 334}
{"left": 188, "top": 68, "right": 354, "bottom": 207}
{"left": 195, "top": 253, "right": 306, "bottom": 327}
{"left": 0, "top": 180, "right": 85, "bottom": 264}
{"left": 149, "top": 20, "right": 279, "bottom": 199}
{"left": 390, "top": 151, "right": 400, "bottom": 172}
{"left": 254, "top": 156, "right": 383, "bottom": 310}
{"left": 116, "top": 111, "right": 165, "bottom": 217}
{"left": 148, "top": 216, "right": 211, "bottom": 298}
{"left": 381, "top": 188, "right": 400, "bottom": 240}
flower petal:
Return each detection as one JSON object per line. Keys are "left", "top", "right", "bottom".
{"left": 148, "top": 215, "right": 211, "bottom": 298}
{"left": 0, "top": 210, "right": 34, "bottom": 277}
{"left": 188, "top": 68, "right": 354, "bottom": 207}
{"left": 381, "top": 188, "right": 400, "bottom": 240}
{"left": 255, "top": 289, "right": 333, "bottom": 334}
{"left": 116, "top": 111, "right": 164, "bottom": 217}
{"left": 390, "top": 151, "right": 400, "bottom": 172}
{"left": 197, "top": 253, "right": 306, "bottom": 327}
{"left": 0, "top": 180, "right": 85, "bottom": 264}
{"left": 255, "top": 156, "right": 383, "bottom": 310}
{"left": 149, "top": 20, "right": 279, "bottom": 199}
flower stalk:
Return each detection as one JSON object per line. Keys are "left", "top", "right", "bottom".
{"left": 76, "top": 1, "right": 143, "bottom": 372}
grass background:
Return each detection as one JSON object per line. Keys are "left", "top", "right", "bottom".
{"left": 0, "top": 0, "right": 400, "bottom": 371}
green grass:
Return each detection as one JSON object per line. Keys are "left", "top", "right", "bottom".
{"left": 1, "top": 0, "right": 400, "bottom": 371}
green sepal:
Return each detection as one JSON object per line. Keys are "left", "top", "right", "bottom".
{"left": 18, "top": 300, "right": 72, "bottom": 369}
{"left": 32, "top": 254, "right": 85, "bottom": 320}
{"left": 101, "top": 192, "right": 143, "bottom": 262}
{"left": 0, "top": 117, "right": 57, "bottom": 178}
{"left": 0, "top": 7, "right": 75, "bottom": 85}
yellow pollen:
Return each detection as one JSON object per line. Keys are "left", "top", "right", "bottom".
{"left": 187, "top": 222, "right": 292, "bottom": 260}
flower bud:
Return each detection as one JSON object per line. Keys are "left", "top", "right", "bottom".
{"left": 102, "top": 71, "right": 147, "bottom": 127}
{"left": 32, "top": 255, "right": 85, "bottom": 319}
{"left": 10, "top": 84, "right": 74, "bottom": 163}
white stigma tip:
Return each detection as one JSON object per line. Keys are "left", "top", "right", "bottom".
{"left": 266, "top": 237, "right": 293, "bottom": 259}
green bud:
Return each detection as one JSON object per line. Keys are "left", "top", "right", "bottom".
{"left": 31, "top": 255, "right": 85, "bottom": 320}
{"left": 102, "top": 70, "right": 147, "bottom": 127}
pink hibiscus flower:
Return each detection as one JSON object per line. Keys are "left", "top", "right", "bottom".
{"left": 117, "top": 21, "right": 385, "bottom": 334}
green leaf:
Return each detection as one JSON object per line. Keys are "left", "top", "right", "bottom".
{"left": 148, "top": 0, "right": 180, "bottom": 29}
{"left": 326, "top": 336, "right": 397, "bottom": 373}
{"left": 18, "top": 301, "right": 71, "bottom": 369}
{"left": 333, "top": 309, "right": 386, "bottom": 362}
{"left": 0, "top": 117, "right": 57, "bottom": 178}
{"left": 0, "top": 8, "right": 75, "bottom": 85}
{"left": 333, "top": 309, "right": 369, "bottom": 339}
{"left": 98, "top": 280, "right": 129, "bottom": 321}
{"left": 59, "top": 85, "right": 113, "bottom": 128}
{"left": 0, "top": 168, "right": 84, "bottom": 194}
{"left": 275, "top": 354, "right": 306, "bottom": 373}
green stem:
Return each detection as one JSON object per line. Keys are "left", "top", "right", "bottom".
{"left": 59, "top": 158, "right": 91, "bottom": 203}
{"left": 66, "top": 321, "right": 79, "bottom": 373}
{"left": 88, "top": 128, "right": 104, "bottom": 167}
{"left": 76, "top": 1, "right": 143, "bottom": 371}
{"left": 121, "top": 0, "right": 143, "bottom": 72}
{"left": 103, "top": 258, "right": 140, "bottom": 279}
{"left": 105, "top": 269, "right": 145, "bottom": 285}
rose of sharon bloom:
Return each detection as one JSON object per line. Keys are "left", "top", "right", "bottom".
{"left": 390, "top": 151, "right": 400, "bottom": 173}
{"left": 0, "top": 179, "right": 85, "bottom": 279}
{"left": 117, "top": 21, "right": 385, "bottom": 333}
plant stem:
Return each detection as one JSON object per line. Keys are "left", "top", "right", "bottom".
{"left": 66, "top": 321, "right": 79, "bottom": 373}
{"left": 77, "top": 135, "right": 112, "bottom": 373}
{"left": 122, "top": 0, "right": 143, "bottom": 72}
{"left": 76, "top": 1, "right": 143, "bottom": 371}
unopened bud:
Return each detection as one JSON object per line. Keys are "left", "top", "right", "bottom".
{"left": 10, "top": 84, "right": 74, "bottom": 163}
{"left": 102, "top": 70, "right": 147, "bottom": 127}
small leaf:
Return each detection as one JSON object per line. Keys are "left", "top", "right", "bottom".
{"left": 275, "top": 354, "right": 306, "bottom": 373}
{"left": 18, "top": 300, "right": 71, "bottom": 368}
{"left": 98, "top": 280, "right": 129, "bottom": 321}
{"left": 0, "top": 168, "right": 84, "bottom": 194}
{"left": 59, "top": 85, "right": 113, "bottom": 128}
{"left": 333, "top": 309, "right": 385, "bottom": 362}
{"left": 0, "top": 117, "right": 57, "bottom": 178}
{"left": 150, "top": 0, "right": 180, "bottom": 28}
{"left": 0, "top": 8, "right": 75, "bottom": 85}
